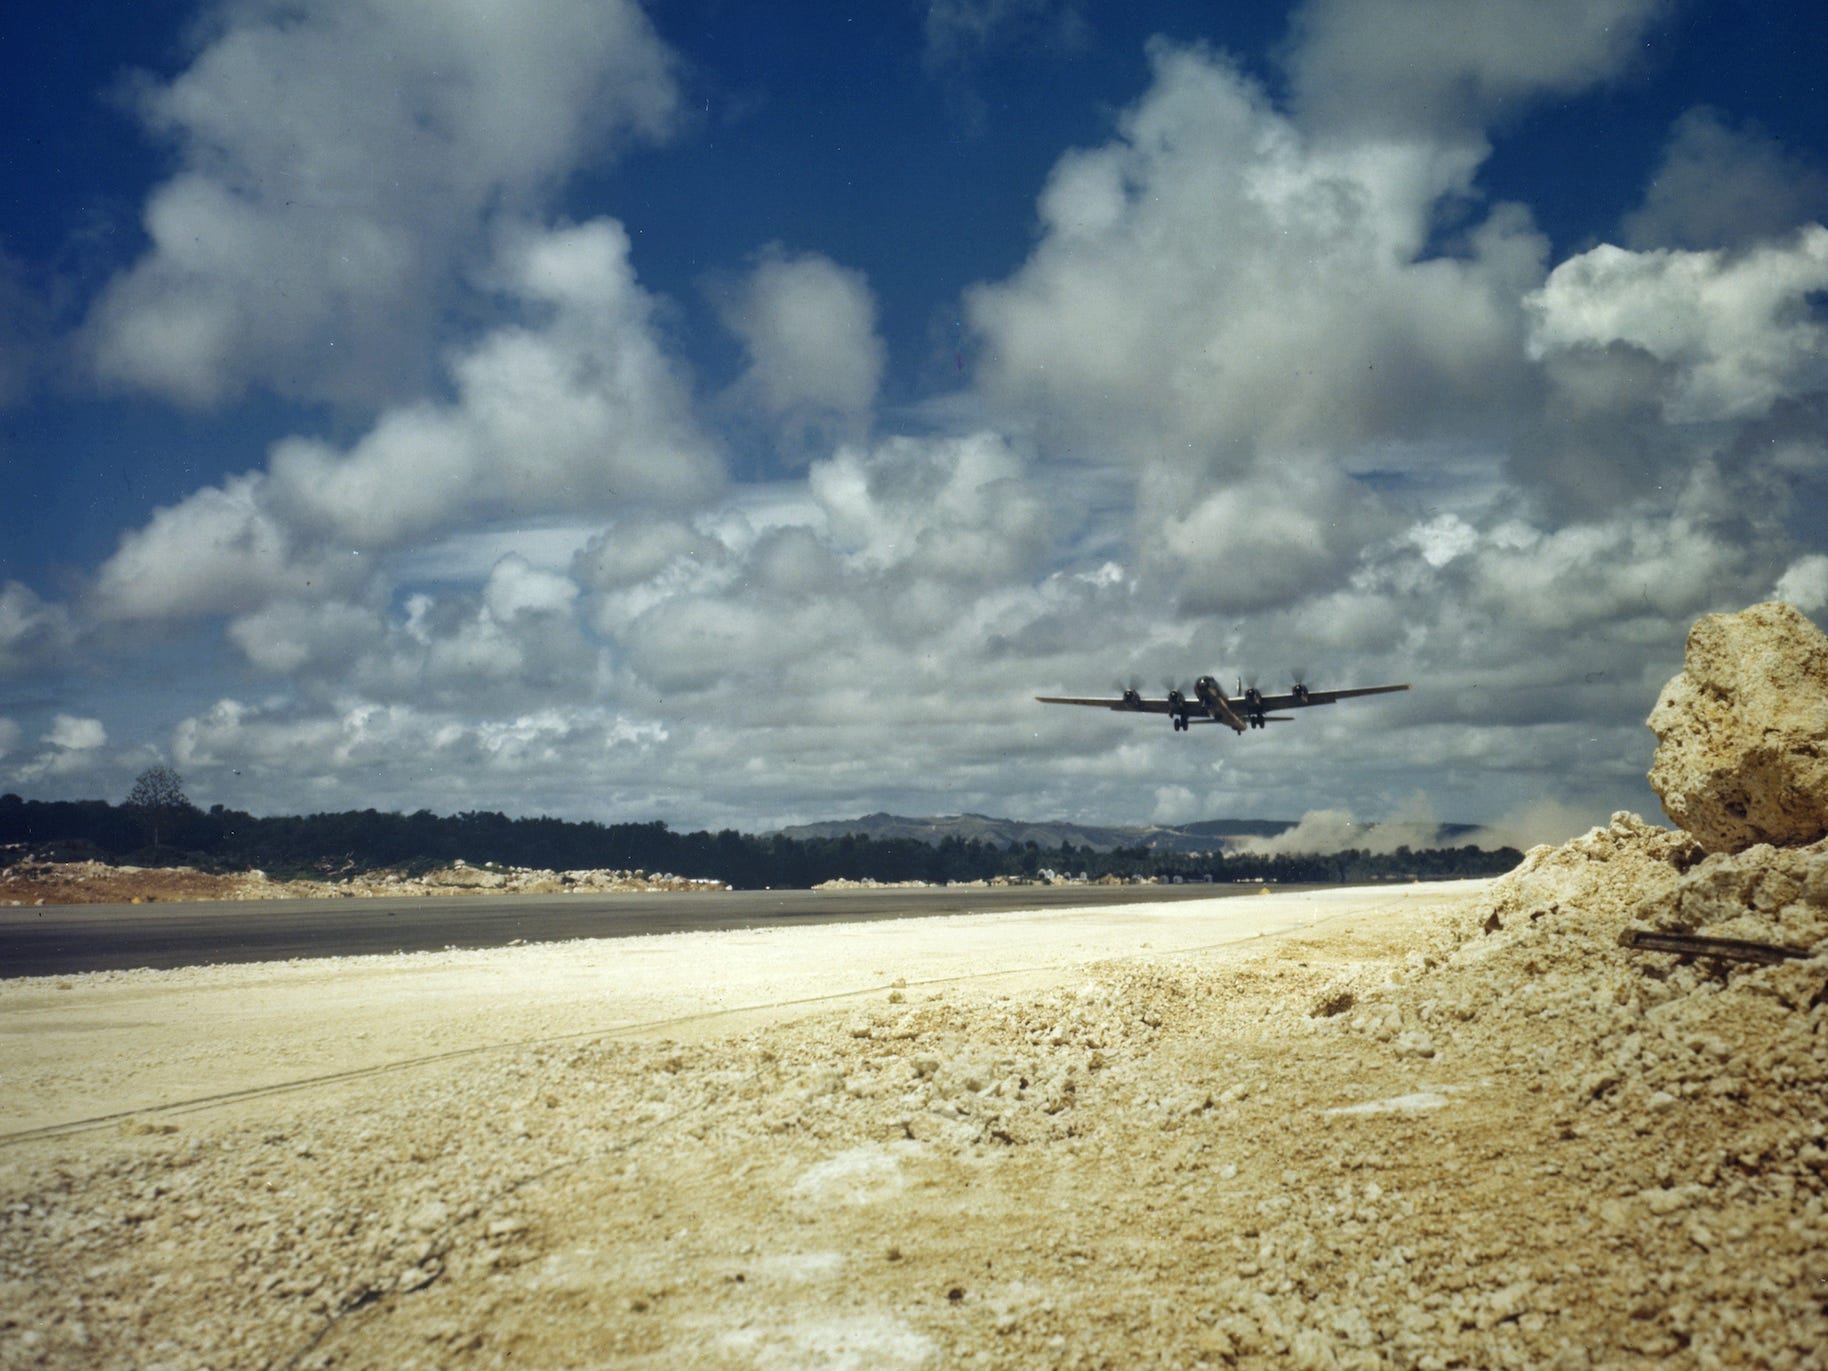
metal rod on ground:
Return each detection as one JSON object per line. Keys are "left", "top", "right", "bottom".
{"left": 1619, "top": 928, "right": 1812, "bottom": 967}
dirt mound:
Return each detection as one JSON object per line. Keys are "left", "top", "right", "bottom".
{"left": 0, "top": 858, "right": 255, "bottom": 905}
{"left": 0, "top": 857, "right": 724, "bottom": 905}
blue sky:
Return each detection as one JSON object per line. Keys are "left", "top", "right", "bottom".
{"left": 2, "top": 0, "right": 1826, "bottom": 847}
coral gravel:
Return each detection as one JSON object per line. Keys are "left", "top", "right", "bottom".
{"left": 1, "top": 818, "right": 1823, "bottom": 1369}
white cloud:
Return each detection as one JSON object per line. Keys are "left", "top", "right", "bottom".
{"left": 720, "top": 248, "right": 884, "bottom": 453}
{"left": 1150, "top": 784, "right": 1200, "bottom": 825}
{"left": 1459, "top": 503, "right": 1761, "bottom": 636}
{"left": 1286, "top": 0, "right": 1668, "bottom": 136}
{"left": 1775, "top": 555, "right": 1828, "bottom": 614}
{"left": 483, "top": 555, "right": 579, "bottom": 622}
{"left": 46, "top": 714, "right": 106, "bottom": 751}
{"left": 85, "top": 0, "right": 680, "bottom": 408}
{"left": 1146, "top": 458, "right": 1395, "bottom": 612}
{"left": 575, "top": 520, "right": 727, "bottom": 594}
{"left": 0, "top": 581, "right": 77, "bottom": 675}
{"left": 91, "top": 473, "right": 351, "bottom": 621}
{"left": 227, "top": 598, "right": 387, "bottom": 676}
{"left": 90, "top": 220, "right": 723, "bottom": 623}
{"left": 1405, "top": 512, "right": 1481, "bottom": 568}
{"left": 1624, "top": 108, "right": 1828, "bottom": 251}
{"left": 267, "top": 219, "right": 722, "bottom": 547}
{"left": 810, "top": 432, "right": 1051, "bottom": 583}
{"left": 170, "top": 694, "right": 667, "bottom": 817}
{"left": 967, "top": 43, "right": 1545, "bottom": 477}
{"left": 1528, "top": 227, "right": 1828, "bottom": 425}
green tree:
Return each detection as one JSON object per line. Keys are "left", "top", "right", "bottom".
{"left": 125, "top": 765, "right": 190, "bottom": 846}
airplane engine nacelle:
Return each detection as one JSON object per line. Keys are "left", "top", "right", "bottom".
{"left": 1292, "top": 683, "right": 1311, "bottom": 705}
{"left": 1243, "top": 687, "right": 1264, "bottom": 710}
{"left": 1121, "top": 688, "right": 1142, "bottom": 708}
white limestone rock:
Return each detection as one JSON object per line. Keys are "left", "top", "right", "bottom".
{"left": 1647, "top": 602, "right": 1828, "bottom": 852}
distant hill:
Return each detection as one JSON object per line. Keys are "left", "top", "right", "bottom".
{"left": 769, "top": 812, "right": 1296, "bottom": 855}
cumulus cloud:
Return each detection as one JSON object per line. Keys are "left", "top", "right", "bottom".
{"left": 811, "top": 432, "right": 1051, "bottom": 583}
{"left": 1528, "top": 227, "right": 1828, "bottom": 427}
{"left": 1775, "top": 555, "right": 1828, "bottom": 614}
{"left": 0, "top": 581, "right": 77, "bottom": 675}
{"left": 560, "top": 432, "right": 1065, "bottom": 713}
{"left": 483, "top": 555, "right": 579, "bottom": 622}
{"left": 9, "top": 714, "right": 115, "bottom": 784}
{"left": 1150, "top": 784, "right": 1201, "bottom": 825}
{"left": 1146, "top": 458, "right": 1396, "bottom": 613}
{"left": 92, "top": 474, "right": 350, "bottom": 621}
{"left": 91, "top": 220, "right": 722, "bottom": 622}
{"left": 1457, "top": 496, "right": 1766, "bottom": 637}
{"left": 226, "top": 598, "right": 387, "bottom": 676}
{"left": 170, "top": 695, "right": 667, "bottom": 817}
{"left": 46, "top": 714, "right": 106, "bottom": 751}
{"left": 1624, "top": 108, "right": 1828, "bottom": 251}
{"left": 267, "top": 220, "right": 722, "bottom": 545}
{"left": 1286, "top": 0, "right": 1668, "bottom": 137}
{"left": 237, "top": 577, "right": 602, "bottom": 709}
{"left": 719, "top": 248, "right": 884, "bottom": 455}
{"left": 967, "top": 42, "right": 1545, "bottom": 478}
{"left": 84, "top": 0, "right": 680, "bottom": 409}
{"left": 575, "top": 520, "right": 727, "bottom": 593}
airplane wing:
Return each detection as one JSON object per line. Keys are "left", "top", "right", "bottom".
{"left": 1034, "top": 695, "right": 1219, "bottom": 718}
{"left": 1248, "top": 683, "right": 1411, "bottom": 711}
{"left": 1038, "top": 681, "right": 1410, "bottom": 731}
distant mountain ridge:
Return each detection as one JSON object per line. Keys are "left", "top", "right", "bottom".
{"left": 769, "top": 812, "right": 1295, "bottom": 855}
{"left": 771, "top": 812, "right": 1490, "bottom": 855}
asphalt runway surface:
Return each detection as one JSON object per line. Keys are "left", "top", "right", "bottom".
{"left": 0, "top": 883, "right": 1298, "bottom": 978}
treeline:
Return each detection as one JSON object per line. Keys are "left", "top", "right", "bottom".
{"left": 0, "top": 793, "right": 1521, "bottom": 890}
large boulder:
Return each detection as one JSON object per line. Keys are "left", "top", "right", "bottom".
{"left": 1647, "top": 602, "right": 1828, "bottom": 852}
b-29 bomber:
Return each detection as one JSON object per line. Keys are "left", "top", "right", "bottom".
{"left": 1038, "top": 676, "right": 1409, "bottom": 734}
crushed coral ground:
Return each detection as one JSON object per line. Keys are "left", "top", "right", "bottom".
{"left": 1, "top": 820, "right": 1824, "bottom": 1370}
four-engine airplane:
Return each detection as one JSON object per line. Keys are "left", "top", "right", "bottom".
{"left": 1037, "top": 676, "right": 1410, "bottom": 734}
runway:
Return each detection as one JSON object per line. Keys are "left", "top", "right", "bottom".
{"left": 0, "top": 881, "right": 1274, "bottom": 977}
